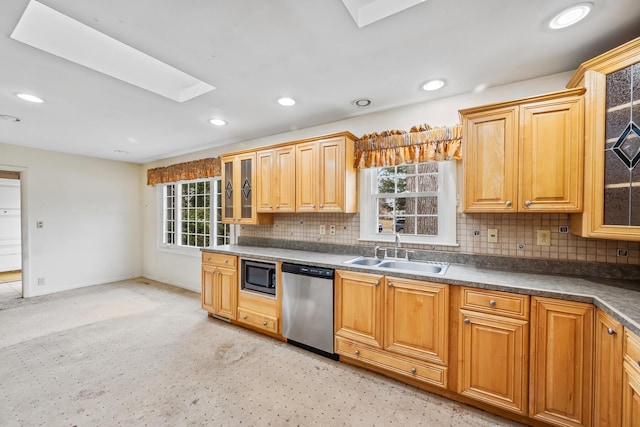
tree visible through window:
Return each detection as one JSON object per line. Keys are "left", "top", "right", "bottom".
{"left": 162, "top": 179, "right": 230, "bottom": 248}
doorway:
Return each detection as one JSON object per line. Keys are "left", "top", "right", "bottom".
{"left": 0, "top": 171, "right": 22, "bottom": 301}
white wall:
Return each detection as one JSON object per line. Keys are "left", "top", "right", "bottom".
{"left": 141, "top": 71, "right": 574, "bottom": 292}
{"left": 0, "top": 144, "right": 142, "bottom": 297}
{"left": 0, "top": 178, "right": 21, "bottom": 272}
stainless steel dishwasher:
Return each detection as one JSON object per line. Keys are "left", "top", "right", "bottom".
{"left": 281, "top": 263, "right": 337, "bottom": 359}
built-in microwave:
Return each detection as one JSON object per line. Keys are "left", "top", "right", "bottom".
{"left": 241, "top": 258, "right": 277, "bottom": 296}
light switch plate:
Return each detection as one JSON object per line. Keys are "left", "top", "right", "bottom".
{"left": 488, "top": 229, "right": 498, "bottom": 243}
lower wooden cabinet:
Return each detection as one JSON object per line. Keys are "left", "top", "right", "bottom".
{"left": 201, "top": 253, "right": 237, "bottom": 320}
{"left": 594, "top": 309, "right": 623, "bottom": 427}
{"left": 335, "top": 270, "right": 449, "bottom": 389}
{"left": 529, "top": 297, "right": 594, "bottom": 427}
{"left": 623, "top": 330, "right": 640, "bottom": 427}
{"left": 237, "top": 282, "right": 281, "bottom": 336}
{"left": 237, "top": 307, "right": 278, "bottom": 334}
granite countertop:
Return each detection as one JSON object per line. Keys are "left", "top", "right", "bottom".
{"left": 202, "top": 244, "right": 640, "bottom": 336}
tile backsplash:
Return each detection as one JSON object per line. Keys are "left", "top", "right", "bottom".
{"left": 239, "top": 213, "right": 640, "bottom": 265}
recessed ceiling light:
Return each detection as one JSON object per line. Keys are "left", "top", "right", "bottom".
{"left": 114, "top": 150, "right": 129, "bottom": 155}
{"left": 278, "top": 97, "right": 296, "bottom": 107}
{"left": 422, "top": 79, "right": 446, "bottom": 91}
{"left": 0, "top": 115, "right": 21, "bottom": 122}
{"left": 549, "top": 3, "right": 592, "bottom": 29}
{"left": 16, "top": 93, "right": 44, "bottom": 103}
{"left": 209, "top": 118, "right": 227, "bottom": 126}
{"left": 353, "top": 98, "right": 372, "bottom": 107}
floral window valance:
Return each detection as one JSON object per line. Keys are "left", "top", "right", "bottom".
{"left": 354, "top": 124, "right": 463, "bottom": 168}
{"left": 146, "top": 157, "right": 221, "bottom": 185}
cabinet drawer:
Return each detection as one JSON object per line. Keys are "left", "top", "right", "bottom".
{"left": 461, "top": 288, "right": 529, "bottom": 319}
{"left": 336, "top": 337, "right": 447, "bottom": 388}
{"left": 625, "top": 329, "right": 640, "bottom": 373}
{"left": 202, "top": 252, "right": 237, "bottom": 267}
{"left": 237, "top": 307, "right": 278, "bottom": 334}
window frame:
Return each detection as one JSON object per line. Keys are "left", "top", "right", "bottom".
{"left": 358, "top": 161, "right": 458, "bottom": 246}
{"left": 157, "top": 177, "right": 233, "bottom": 256}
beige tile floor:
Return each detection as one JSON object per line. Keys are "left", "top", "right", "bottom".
{"left": 0, "top": 279, "right": 524, "bottom": 426}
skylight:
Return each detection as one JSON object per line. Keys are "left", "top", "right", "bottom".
{"left": 341, "top": 0, "right": 426, "bottom": 28}
{"left": 10, "top": 0, "right": 214, "bottom": 103}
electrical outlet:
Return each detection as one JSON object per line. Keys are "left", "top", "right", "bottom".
{"left": 487, "top": 228, "right": 498, "bottom": 243}
{"left": 536, "top": 230, "right": 551, "bottom": 246}
{"left": 559, "top": 226, "right": 569, "bottom": 234}
{"left": 329, "top": 225, "right": 336, "bottom": 235}
{"left": 617, "top": 248, "right": 629, "bottom": 257}
{"left": 319, "top": 225, "right": 325, "bottom": 235}
{"left": 36, "top": 221, "right": 44, "bottom": 229}
{"left": 37, "top": 277, "right": 45, "bottom": 286}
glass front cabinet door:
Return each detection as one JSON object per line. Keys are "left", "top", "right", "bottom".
{"left": 569, "top": 37, "right": 640, "bottom": 240}
{"left": 221, "top": 153, "right": 273, "bottom": 225}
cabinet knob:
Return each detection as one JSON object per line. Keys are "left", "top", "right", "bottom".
{"left": 607, "top": 328, "right": 617, "bottom": 335}
{"left": 411, "top": 368, "right": 417, "bottom": 375}
{"left": 505, "top": 201, "right": 512, "bottom": 207}
{"left": 217, "top": 271, "right": 221, "bottom": 276}
{"left": 387, "top": 282, "right": 393, "bottom": 287}
{"left": 276, "top": 205, "right": 279, "bottom": 209}
{"left": 206, "top": 257, "right": 211, "bottom": 261}
{"left": 464, "top": 319, "right": 471, "bottom": 324}
{"left": 355, "top": 350, "right": 360, "bottom": 356}
{"left": 637, "top": 360, "right": 640, "bottom": 368}
{"left": 224, "top": 259, "right": 228, "bottom": 263}
{"left": 319, "top": 204, "right": 324, "bottom": 208}
{"left": 243, "top": 315, "right": 248, "bottom": 320}
{"left": 489, "top": 300, "right": 496, "bottom": 307}
{"left": 525, "top": 200, "right": 532, "bottom": 207}
{"left": 263, "top": 321, "right": 268, "bottom": 326}
{"left": 375, "top": 280, "right": 380, "bottom": 286}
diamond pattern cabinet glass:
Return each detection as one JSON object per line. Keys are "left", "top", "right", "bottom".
{"left": 519, "top": 94, "right": 584, "bottom": 212}
{"left": 384, "top": 277, "right": 448, "bottom": 365}
{"left": 458, "top": 310, "right": 529, "bottom": 415}
{"left": 334, "top": 270, "right": 384, "bottom": 348}
{"left": 594, "top": 309, "right": 623, "bottom": 427}
{"left": 529, "top": 297, "right": 594, "bottom": 427}
{"left": 461, "top": 107, "right": 518, "bottom": 212}
{"left": 221, "top": 152, "right": 272, "bottom": 225}
{"left": 567, "top": 38, "right": 640, "bottom": 239}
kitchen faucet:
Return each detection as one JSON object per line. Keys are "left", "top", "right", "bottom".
{"left": 394, "top": 233, "right": 401, "bottom": 259}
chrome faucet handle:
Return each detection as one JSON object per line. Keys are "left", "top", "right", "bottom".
{"left": 373, "top": 245, "right": 381, "bottom": 258}
{"left": 405, "top": 250, "right": 416, "bottom": 261}
{"left": 395, "top": 233, "right": 401, "bottom": 248}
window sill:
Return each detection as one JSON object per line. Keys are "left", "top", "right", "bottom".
{"left": 358, "top": 237, "right": 459, "bottom": 248}
{"left": 157, "top": 245, "right": 202, "bottom": 257}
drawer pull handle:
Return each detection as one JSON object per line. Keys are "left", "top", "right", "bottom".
{"left": 224, "top": 259, "right": 228, "bottom": 263}
{"left": 464, "top": 318, "right": 471, "bottom": 324}
{"left": 505, "top": 201, "right": 512, "bottom": 207}
{"left": 355, "top": 350, "right": 360, "bottom": 356}
{"left": 411, "top": 368, "right": 416, "bottom": 375}
{"left": 638, "top": 360, "right": 640, "bottom": 368}
{"left": 489, "top": 300, "right": 496, "bottom": 307}
{"left": 263, "top": 321, "right": 267, "bottom": 326}
{"left": 206, "top": 257, "right": 211, "bottom": 261}
{"left": 607, "top": 328, "right": 617, "bottom": 335}
{"left": 243, "top": 315, "right": 248, "bottom": 320}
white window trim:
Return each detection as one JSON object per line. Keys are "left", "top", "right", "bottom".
{"left": 358, "top": 161, "right": 458, "bottom": 246}
{"left": 156, "top": 178, "right": 233, "bottom": 256}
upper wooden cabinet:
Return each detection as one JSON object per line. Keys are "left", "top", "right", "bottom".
{"left": 460, "top": 88, "right": 585, "bottom": 213}
{"left": 567, "top": 37, "right": 640, "bottom": 240}
{"left": 222, "top": 152, "right": 273, "bottom": 225}
{"left": 256, "top": 146, "right": 296, "bottom": 213}
{"left": 296, "top": 135, "right": 357, "bottom": 213}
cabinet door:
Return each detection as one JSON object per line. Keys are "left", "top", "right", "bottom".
{"left": 222, "top": 156, "right": 235, "bottom": 222}
{"left": 335, "top": 270, "right": 384, "bottom": 348}
{"left": 529, "top": 297, "right": 594, "bottom": 427}
{"left": 215, "top": 266, "right": 237, "bottom": 320}
{"left": 519, "top": 95, "right": 584, "bottom": 212}
{"left": 256, "top": 149, "right": 274, "bottom": 212}
{"left": 274, "top": 146, "right": 296, "bottom": 212}
{"left": 384, "top": 277, "right": 448, "bottom": 364}
{"left": 594, "top": 309, "right": 623, "bottom": 427}
{"left": 622, "top": 362, "right": 640, "bottom": 427}
{"left": 318, "top": 138, "right": 345, "bottom": 212}
{"left": 458, "top": 310, "right": 529, "bottom": 415}
{"left": 202, "top": 265, "right": 216, "bottom": 313}
{"left": 462, "top": 107, "right": 518, "bottom": 212}
{"left": 237, "top": 152, "right": 256, "bottom": 224}
{"left": 295, "top": 142, "right": 318, "bottom": 212}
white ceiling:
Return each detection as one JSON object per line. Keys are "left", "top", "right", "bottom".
{"left": 1, "top": 0, "right": 639, "bottom": 164}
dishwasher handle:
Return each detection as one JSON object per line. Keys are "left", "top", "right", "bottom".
{"left": 282, "top": 262, "right": 334, "bottom": 279}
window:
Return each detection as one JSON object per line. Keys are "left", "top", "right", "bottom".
{"left": 359, "top": 161, "right": 457, "bottom": 245}
{"left": 161, "top": 178, "right": 231, "bottom": 249}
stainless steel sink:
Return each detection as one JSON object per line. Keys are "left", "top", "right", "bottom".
{"left": 376, "top": 260, "right": 448, "bottom": 275}
{"left": 344, "top": 256, "right": 383, "bottom": 266}
{"left": 344, "top": 257, "right": 448, "bottom": 275}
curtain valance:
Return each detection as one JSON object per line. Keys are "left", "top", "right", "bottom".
{"left": 354, "top": 124, "right": 463, "bottom": 168}
{"left": 146, "top": 157, "right": 221, "bottom": 185}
